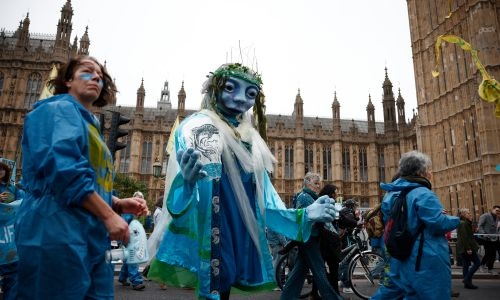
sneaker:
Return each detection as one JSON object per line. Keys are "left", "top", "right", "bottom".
{"left": 132, "top": 283, "right": 146, "bottom": 291}
{"left": 342, "top": 287, "right": 353, "bottom": 294}
{"left": 272, "top": 287, "right": 281, "bottom": 291}
{"left": 487, "top": 270, "right": 499, "bottom": 275}
{"left": 118, "top": 279, "right": 130, "bottom": 286}
{"left": 451, "top": 290, "right": 460, "bottom": 297}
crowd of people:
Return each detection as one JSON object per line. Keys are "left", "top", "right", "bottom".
{"left": 1, "top": 55, "right": 498, "bottom": 300}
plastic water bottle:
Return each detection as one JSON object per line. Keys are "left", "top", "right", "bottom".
{"left": 106, "top": 246, "right": 129, "bottom": 264}
{"left": 105, "top": 220, "right": 149, "bottom": 264}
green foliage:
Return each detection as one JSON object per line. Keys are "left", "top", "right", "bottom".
{"left": 113, "top": 173, "right": 148, "bottom": 200}
{"left": 113, "top": 173, "right": 155, "bottom": 232}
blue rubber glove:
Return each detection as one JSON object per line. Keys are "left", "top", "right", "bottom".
{"left": 177, "top": 148, "right": 207, "bottom": 187}
{"left": 305, "top": 195, "right": 336, "bottom": 223}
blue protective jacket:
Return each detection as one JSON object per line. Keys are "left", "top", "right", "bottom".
{"left": 0, "top": 182, "right": 24, "bottom": 265}
{"left": 16, "top": 94, "right": 115, "bottom": 299}
{"left": 380, "top": 178, "right": 459, "bottom": 300}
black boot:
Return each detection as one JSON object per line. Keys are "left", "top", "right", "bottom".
{"left": 464, "top": 279, "right": 478, "bottom": 289}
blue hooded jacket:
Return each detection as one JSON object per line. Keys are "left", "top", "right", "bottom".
{"left": 380, "top": 177, "right": 459, "bottom": 299}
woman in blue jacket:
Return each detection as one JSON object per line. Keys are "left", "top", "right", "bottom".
{"left": 16, "top": 55, "right": 149, "bottom": 299}
{"left": 377, "top": 151, "right": 459, "bottom": 299}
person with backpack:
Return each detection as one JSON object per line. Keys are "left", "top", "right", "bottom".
{"left": 377, "top": 150, "right": 460, "bottom": 299}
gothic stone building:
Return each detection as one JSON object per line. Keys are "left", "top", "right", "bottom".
{"left": 1, "top": 0, "right": 420, "bottom": 209}
{"left": 407, "top": 0, "right": 500, "bottom": 219}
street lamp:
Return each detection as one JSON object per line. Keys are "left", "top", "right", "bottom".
{"left": 153, "top": 156, "right": 162, "bottom": 178}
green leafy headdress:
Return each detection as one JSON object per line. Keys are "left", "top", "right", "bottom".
{"left": 202, "top": 63, "right": 268, "bottom": 141}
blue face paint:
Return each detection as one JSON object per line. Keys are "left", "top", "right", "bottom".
{"left": 79, "top": 72, "right": 104, "bottom": 88}
{"left": 217, "top": 77, "right": 259, "bottom": 117}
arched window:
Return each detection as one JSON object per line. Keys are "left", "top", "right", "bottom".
{"left": 118, "top": 139, "right": 131, "bottom": 173}
{"left": 24, "top": 72, "right": 43, "bottom": 109}
{"left": 140, "top": 140, "right": 153, "bottom": 174}
{"left": 304, "top": 144, "right": 314, "bottom": 173}
{"left": 0, "top": 72, "right": 4, "bottom": 96}
{"left": 284, "top": 144, "right": 294, "bottom": 179}
{"left": 342, "top": 146, "right": 351, "bottom": 181}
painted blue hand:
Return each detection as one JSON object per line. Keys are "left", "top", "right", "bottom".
{"left": 176, "top": 148, "right": 207, "bottom": 186}
{"left": 306, "top": 195, "right": 336, "bottom": 223}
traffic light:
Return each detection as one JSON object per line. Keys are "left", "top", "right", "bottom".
{"left": 108, "top": 111, "right": 130, "bottom": 161}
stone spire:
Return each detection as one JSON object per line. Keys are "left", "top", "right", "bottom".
{"left": 136, "top": 78, "right": 145, "bottom": 110}
{"left": 78, "top": 26, "right": 90, "bottom": 55}
{"left": 157, "top": 80, "right": 172, "bottom": 110}
{"left": 382, "top": 67, "right": 397, "bottom": 134}
{"left": 54, "top": 0, "right": 73, "bottom": 58}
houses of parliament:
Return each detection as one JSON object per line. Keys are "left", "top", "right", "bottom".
{"left": 1, "top": 0, "right": 498, "bottom": 219}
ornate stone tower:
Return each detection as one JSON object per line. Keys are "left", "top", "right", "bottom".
{"left": 406, "top": 0, "right": 500, "bottom": 216}
{"left": 0, "top": 0, "right": 88, "bottom": 177}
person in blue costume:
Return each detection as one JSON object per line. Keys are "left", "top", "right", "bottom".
{"left": 371, "top": 150, "right": 459, "bottom": 300}
{"left": 0, "top": 161, "right": 24, "bottom": 300}
{"left": 16, "top": 55, "right": 149, "bottom": 299}
{"left": 147, "top": 63, "right": 337, "bottom": 300}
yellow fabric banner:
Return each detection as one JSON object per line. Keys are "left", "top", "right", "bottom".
{"left": 432, "top": 34, "right": 500, "bottom": 118}
{"left": 38, "top": 64, "right": 58, "bottom": 100}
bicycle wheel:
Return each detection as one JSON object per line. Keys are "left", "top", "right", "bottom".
{"left": 275, "top": 250, "right": 313, "bottom": 299}
{"left": 275, "top": 253, "right": 290, "bottom": 290}
{"left": 347, "top": 250, "right": 385, "bottom": 300}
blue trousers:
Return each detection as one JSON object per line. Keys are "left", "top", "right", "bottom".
{"left": 0, "top": 261, "right": 18, "bottom": 300}
{"left": 280, "top": 236, "right": 342, "bottom": 300}
{"left": 461, "top": 252, "right": 480, "bottom": 283}
{"left": 119, "top": 263, "right": 143, "bottom": 285}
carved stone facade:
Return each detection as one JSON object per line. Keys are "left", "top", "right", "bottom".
{"left": 1, "top": 0, "right": 419, "bottom": 209}
{"left": 407, "top": 0, "right": 500, "bottom": 218}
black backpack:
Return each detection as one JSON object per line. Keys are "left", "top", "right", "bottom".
{"left": 384, "top": 187, "right": 425, "bottom": 271}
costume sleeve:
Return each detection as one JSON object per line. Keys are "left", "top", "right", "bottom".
{"left": 23, "top": 100, "right": 96, "bottom": 207}
{"left": 262, "top": 172, "right": 312, "bottom": 242}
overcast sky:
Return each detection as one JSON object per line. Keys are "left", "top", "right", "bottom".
{"left": 2, "top": 0, "right": 418, "bottom": 121}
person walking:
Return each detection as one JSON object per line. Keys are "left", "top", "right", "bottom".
{"left": 477, "top": 205, "right": 500, "bottom": 274}
{"left": 0, "top": 162, "right": 24, "bottom": 300}
{"left": 16, "top": 55, "right": 149, "bottom": 299}
{"left": 378, "top": 150, "right": 459, "bottom": 299}
{"left": 310, "top": 183, "right": 342, "bottom": 298}
{"left": 281, "top": 172, "right": 342, "bottom": 300}
{"left": 457, "top": 208, "right": 480, "bottom": 289}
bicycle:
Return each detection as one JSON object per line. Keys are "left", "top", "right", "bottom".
{"left": 275, "top": 227, "right": 385, "bottom": 299}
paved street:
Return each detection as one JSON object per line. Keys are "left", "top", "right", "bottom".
{"left": 114, "top": 277, "right": 500, "bottom": 300}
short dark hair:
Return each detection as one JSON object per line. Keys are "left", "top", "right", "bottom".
{"left": 48, "top": 55, "right": 117, "bottom": 107}
{"left": 319, "top": 184, "right": 337, "bottom": 197}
